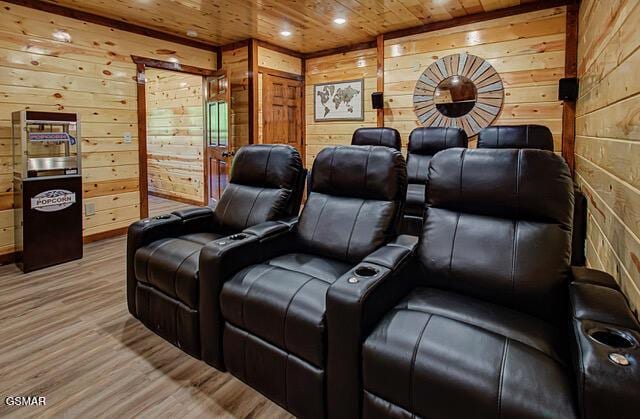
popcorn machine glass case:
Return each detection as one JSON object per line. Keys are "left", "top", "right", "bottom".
{"left": 12, "top": 111, "right": 83, "bottom": 272}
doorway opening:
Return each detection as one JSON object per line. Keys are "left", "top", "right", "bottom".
{"left": 133, "top": 56, "right": 230, "bottom": 218}
{"left": 145, "top": 68, "right": 204, "bottom": 213}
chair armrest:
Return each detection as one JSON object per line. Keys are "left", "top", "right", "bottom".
{"left": 242, "top": 217, "right": 298, "bottom": 239}
{"left": 198, "top": 224, "right": 297, "bottom": 369}
{"left": 326, "top": 235, "right": 418, "bottom": 419}
{"left": 126, "top": 214, "right": 183, "bottom": 315}
{"left": 172, "top": 206, "right": 217, "bottom": 234}
{"left": 569, "top": 268, "right": 640, "bottom": 419}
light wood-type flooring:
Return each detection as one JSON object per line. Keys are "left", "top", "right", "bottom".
{"left": 0, "top": 197, "right": 292, "bottom": 418}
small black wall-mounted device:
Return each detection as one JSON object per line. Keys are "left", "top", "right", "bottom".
{"left": 558, "top": 77, "right": 579, "bottom": 101}
{"left": 371, "top": 92, "right": 384, "bottom": 109}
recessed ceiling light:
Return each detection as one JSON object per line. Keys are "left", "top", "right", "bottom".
{"left": 334, "top": 17, "right": 346, "bottom": 25}
{"left": 280, "top": 30, "right": 292, "bottom": 37}
{"left": 52, "top": 29, "right": 71, "bottom": 42}
{"left": 186, "top": 29, "right": 198, "bottom": 37}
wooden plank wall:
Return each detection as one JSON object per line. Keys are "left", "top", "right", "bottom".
{"left": 384, "top": 7, "right": 567, "bottom": 149}
{"left": 257, "top": 46, "right": 303, "bottom": 144}
{"left": 575, "top": 0, "right": 640, "bottom": 314}
{"left": 145, "top": 69, "right": 204, "bottom": 204}
{"left": 0, "top": 0, "right": 216, "bottom": 256}
{"left": 303, "top": 7, "right": 567, "bottom": 167}
{"left": 305, "top": 48, "right": 378, "bottom": 165}
{"left": 222, "top": 46, "right": 250, "bottom": 151}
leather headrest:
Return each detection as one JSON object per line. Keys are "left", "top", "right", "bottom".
{"left": 311, "top": 145, "right": 407, "bottom": 201}
{"left": 408, "top": 127, "right": 468, "bottom": 155}
{"left": 427, "top": 148, "right": 573, "bottom": 225}
{"left": 351, "top": 127, "right": 402, "bottom": 151}
{"left": 478, "top": 125, "right": 554, "bottom": 151}
{"left": 229, "top": 144, "right": 303, "bottom": 190}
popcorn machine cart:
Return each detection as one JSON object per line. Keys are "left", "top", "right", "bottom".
{"left": 12, "top": 111, "right": 83, "bottom": 272}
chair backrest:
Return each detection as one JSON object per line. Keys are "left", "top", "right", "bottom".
{"left": 407, "top": 127, "right": 468, "bottom": 184}
{"left": 297, "top": 145, "right": 407, "bottom": 263}
{"left": 478, "top": 125, "right": 554, "bottom": 151}
{"left": 418, "top": 148, "right": 574, "bottom": 322}
{"left": 351, "top": 127, "right": 402, "bottom": 151}
{"left": 214, "top": 144, "right": 305, "bottom": 231}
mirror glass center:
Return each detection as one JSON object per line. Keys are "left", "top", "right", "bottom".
{"left": 434, "top": 76, "right": 477, "bottom": 117}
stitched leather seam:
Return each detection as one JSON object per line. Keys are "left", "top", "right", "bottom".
{"left": 345, "top": 200, "right": 367, "bottom": 261}
{"left": 242, "top": 188, "right": 264, "bottom": 229}
{"left": 363, "top": 147, "right": 371, "bottom": 195}
{"left": 309, "top": 196, "right": 329, "bottom": 245}
{"left": 282, "top": 275, "right": 316, "bottom": 355}
{"left": 328, "top": 147, "right": 336, "bottom": 191}
{"left": 220, "top": 184, "right": 238, "bottom": 224}
{"left": 239, "top": 265, "right": 278, "bottom": 327}
{"left": 144, "top": 239, "right": 176, "bottom": 285}
{"left": 409, "top": 314, "right": 432, "bottom": 418}
{"left": 448, "top": 213, "right": 461, "bottom": 285}
{"left": 510, "top": 220, "right": 518, "bottom": 306}
{"left": 266, "top": 261, "right": 335, "bottom": 285}
{"left": 497, "top": 337, "right": 509, "bottom": 418}
{"left": 172, "top": 247, "right": 202, "bottom": 307}
{"left": 263, "top": 146, "right": 273, "bottom": 185}
{"left": 393, "top": 306, "right": 564, "bottom": 365}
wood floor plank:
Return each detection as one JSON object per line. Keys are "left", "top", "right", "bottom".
{"left": 0, "top": 197, "right": 292, "bottom": 418}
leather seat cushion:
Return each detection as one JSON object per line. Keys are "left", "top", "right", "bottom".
{"left": 220, "top": 253, "right": 352, "bottom": 367}
{"left": 134, "top": 232, "right": 222, "bottom": 308}
{"left": 362, "top": 287, "right": 577, "bottom": 419}
{"left": 404, "top": 183, "right": 426, "bottom": 217}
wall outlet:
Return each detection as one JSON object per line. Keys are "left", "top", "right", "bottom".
{"left": 123, "top": 132, "right": 132, "bottom": 144}
{"left": 85, "top": 202, "right": 95, "bottom": 216}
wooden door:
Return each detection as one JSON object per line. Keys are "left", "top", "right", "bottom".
{"left": 263, "top": 74, "right": 303, "bottom": 156}
{"left": 205, "top": 71, "right": 231, "bottom": 205}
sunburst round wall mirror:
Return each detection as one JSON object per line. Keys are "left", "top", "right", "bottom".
{"left": 413, "top": 53, "right": 504, "bottom": 136}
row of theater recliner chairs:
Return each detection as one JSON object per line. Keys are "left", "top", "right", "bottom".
{"left": 351, "top": 125, "right": 587, "bottom": 266}
{"left": 127, "top": 128, "right": 639, "bottom": 419}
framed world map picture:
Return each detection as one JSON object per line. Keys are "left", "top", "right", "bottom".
{"left": 314, "top": 79, "right": 364, "bottom": 121}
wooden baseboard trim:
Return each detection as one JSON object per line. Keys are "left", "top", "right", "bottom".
{"left": 83, "top": 227, "right": 129, "bottom": 244}
{"left": 148, "top": 191, "right": 203, "bottom": 206}
{"left": 0, "top": 251, "right": 17, "bottom": 266}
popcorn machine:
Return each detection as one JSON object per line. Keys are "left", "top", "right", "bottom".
{"left": 12, "top": 111, "right": 83, "bottom": 272}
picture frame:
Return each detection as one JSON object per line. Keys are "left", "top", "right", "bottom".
{"left": 314, "top": 79, "right": 364, "bottom": 122}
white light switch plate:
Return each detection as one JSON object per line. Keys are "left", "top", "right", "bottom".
{"left": 85, "top": 202, "right": 95, "bottom": 216}
{"left": 123, "top": 132, "right": 132, "bottom": 144}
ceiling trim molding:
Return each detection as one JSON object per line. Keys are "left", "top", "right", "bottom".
{"left": 131, "top": 55, "right": 220, "bottom": 76}
{"left": 2, "top": 0, "right": 221, "bottom": 53}
{"left": 254, "top": 39, "right": 304, "bottom": 58}
{"left": 220, "top": 39, "right": 250, "bottom": 52}
{"left": 303, "top": 40, "right": 378, "bottom": 60}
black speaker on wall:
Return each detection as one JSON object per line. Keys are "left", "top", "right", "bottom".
{"left": 371, "top": 92, "right": 384, "bottom": 109}
{"left": 558, "top": 77, "right": 579, "bottom": 101}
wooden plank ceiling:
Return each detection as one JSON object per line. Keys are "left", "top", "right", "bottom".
{"left": 41, "top": 0, "right": 545, "bottom": 53}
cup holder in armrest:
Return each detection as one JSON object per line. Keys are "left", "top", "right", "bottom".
{"left": 154, "top": 214, "right": 171, "bottom": 220}
{"left": 229, "top": 233, "right": 248, "bottom": 241}
{"left": 588, "top": 328, "right": 636, "bottom": 349}
{"left": 354, "top": 266, "right": 379, "bottom": 278}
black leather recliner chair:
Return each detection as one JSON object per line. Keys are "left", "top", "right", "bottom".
{"left": 126, "top": 144, "right": 305, "bottom": 359}
{"left": 402, "top": 127, "right": 468, "bottom": 235}
{"left": 326, "top": 148, "right": 640, "bottom": 419}
{"left": 477, "top": 124, "right": 587, "bottom": 266}
{"left": 198, "top": 145, "right": 408, "bottom": 419}
{"left": 351, "top": 127, "right": 402, "bottom": 150}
